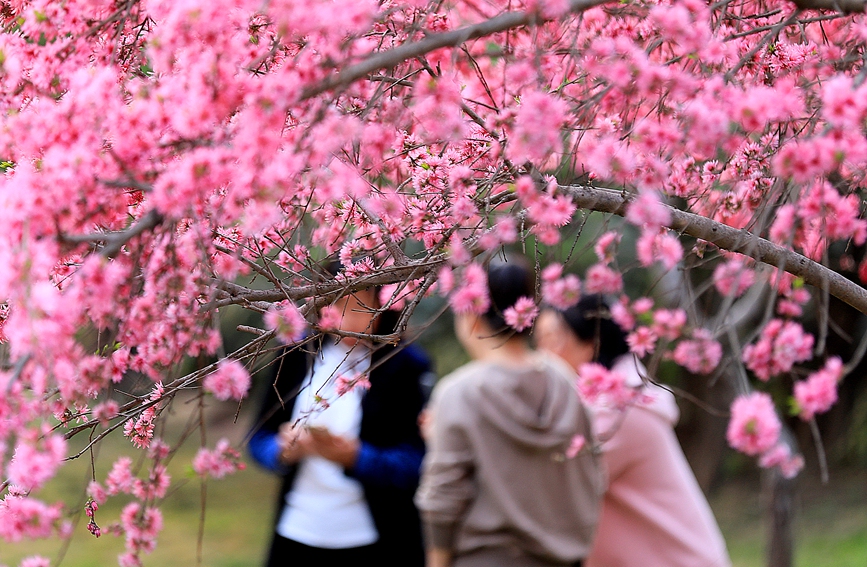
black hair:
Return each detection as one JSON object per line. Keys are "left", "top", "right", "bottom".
{"left": 559, "top": 294, "right": 629, "bottom": 369}
{"left": 482, "top": 255, "right": 535, "bottom": 338}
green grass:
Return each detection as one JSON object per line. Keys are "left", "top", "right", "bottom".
{"left": 4, "top": 402, "right": 866, "bottom": 567}
{"left": 710, "top": 469, "right": 867, "bottom": 567}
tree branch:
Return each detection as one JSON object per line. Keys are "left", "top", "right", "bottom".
{"left": 301, "top": 0, "right": 614, "bottom": 100}
{"left": 789, "top": 0, "right": 865, "bottom": 13}
{"left": 59, "top": 209, "right": 164, "bottom": 258}
{"left": 560, "top": 185, "right": 867, "bottom": 315}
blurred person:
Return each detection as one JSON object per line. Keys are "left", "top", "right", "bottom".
{"left": 535, "top": 294, "right": 731, "bottom": 567}
{"left": 416, "top": 257, "right": 603, "bottom": 567}
{"left": 249, "top": 278, "right": 433, "bottom": 567}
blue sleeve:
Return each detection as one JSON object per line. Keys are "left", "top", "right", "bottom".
{"left": 349, "top": 441, "right": 424, "bottom": 491}
{"left": 248, "top": 429, "right": 286, "bottom": 474}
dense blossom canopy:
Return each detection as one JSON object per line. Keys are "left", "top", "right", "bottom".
{"left": 1, "top": 0, "right": 867, "bottom": 563}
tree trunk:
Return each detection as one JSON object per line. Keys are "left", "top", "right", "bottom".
{"left": 763, "top": 466, "right": 797, "bottom": 567}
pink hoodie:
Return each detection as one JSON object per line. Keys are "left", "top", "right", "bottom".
{"left": 586, "top": 356, "right": 731, "bottom": 567}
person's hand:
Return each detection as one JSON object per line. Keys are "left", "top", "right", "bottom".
{"left": 277, "top": 422, "right": 313, "bottom": 464}
{"left": 306, "top": 426, "right": 360, "bottom": 468}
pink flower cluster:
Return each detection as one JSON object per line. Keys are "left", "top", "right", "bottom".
{"left": 6, "top": 432, "right": 66, "bottom": 492}
{"left": 742, "top": 320, "right": 814, "bottom": 381}
{"left": 584, "top": 263, "right": 623, "bottom": 294}
{"left": 671, "top": 329, "right": 722, "bottom": 375}
{"left": 713, "top": 258, "right": 755, "bottom": 297}
{"left": 758, "top": 444, "right": 804, "bottom": 479}
{"left": 576, "top": 362, "right": 637, "bottom": 408}
{"left": 335, "top": 373, "right": 372, "bottom": 396}
{"left": 264, "top": 301, "right": 308, "bottom": 344}
{"left": 449, "top": 263, "right": 490, "bottom": 315}
{"left": 123, "top": 406, "right": 157, "bottom": 450}
{"left": 627, "top": 327, "right": 657, "bottom": 357}
{"left": 192, "top": 438, "right": 246, "bottom": 479}
{"left": 793, "top": 357, "right": 843, "bottom": 420}
{"left": 503, "top": 296, "right": 539, "bottom": 332}
{"left": 726, "top": 392, "right": 781, "bottom": 456}
{"left": 541, "top": 264, "right": 581, "bottom": 310}
{"left": 0, "top": 490, "right": 63, "bottom": 542}
{"left": 203, "top": 359, "right": 251, "bottom": 401}
{"left": 636, "top": 230, "right": 683, "bottom": 270}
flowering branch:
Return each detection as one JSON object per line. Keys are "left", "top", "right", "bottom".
{"left": 59, "top": 209, "right": 164, "bottom": 258}
{"left": 789, "top": 0, "right": 866, "bottom": 12}
{"left": 559, "top": 185, "right": 867, "bottom": 314}
{"left": 301, "top": 0, "right": 614, "bottom": 99}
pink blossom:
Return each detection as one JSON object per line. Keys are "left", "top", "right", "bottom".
{"left": 610, "top": 298, "right": 636, "bottom": 331}
{"left": 436, "top": 266, "right": 455, "bottom": 296}
{"left": 594, "top": 231, "right": 621, "bottom": 262}
{"left": 541, "top": 265, "right": 581, "bottom": 309}
{"left": 18, "top": 557, "right": 50, "bottom": 567}
{"left": 527, "top": 194, "right": 576, "bottom": 227}
{"left": 713, "top": 259, "right": 755, "bottom": 297}
{"left": 7, "top": 434, "right": 67, "bottom": 492}
{"left": 106, "top": 457, "right": 135, "bottom": 495}
{"left": 203, "top": 359, "right": 251, "bottom": 401}
{"left": 449, "top": 264, "right": 490, "bottom": 315}
{"left": 88, "top": 481, "right": 108, "bottom": 505}
{"left": 742, "top": 320, "right": 814, "bottom": 380}
{"left": 627, "top": 326, "right": 657, "bottom": 357}
{"left": 0, "top": 495, "right": 62, "bottom": 541}
{"left": 264, "top": 301, "right": 307, "bottom": 343}
{"left": 584, "top": 263, "right": 623, "bottom": 294}
{"left": 317, "top": 305, "right": 343, "bottom": 330}
{"left": 626, "top": 191, "right": 671, "bottom": 229}
{"left": 793, "top": 357, "right": 842, "bottom": 420}
{"left": 503, "top": 296, "right": 539, "bottom": 332}
{"left": 652, "top": 309, "right": 687, "bottom": 341}
{"left": 758, "top": 444, "right": 804, "bottom": 479}
{"left": 727, "top": 392, "right": 782, "bottom": 456}
{"left": 335, "top": 373, "right": 372, "bottom": 396}
{"left": 508, "top": 91, "right": 569, "bottom": 164}
{"left": 672, "top": 329, "right": 722, "bottom": 374}
{"left": 192, "top": 438, "right": 246, "bottom": 479}
{"left": 93, "top": 400, "right": 120, "bottom": 427}
{"left": 132, "top": 464, "right": 171, "bottom": 500}
{"left": 821, "top": 75, "right": 867, "bottom": 128}
{"left": 124, "top": 406, "right": 157, "bottom": 449}
{"left": 577, "top": 362, "right": 636, "bottom": 408}
{"left": 636, "top": 230, "right": 683, "bottom": 270}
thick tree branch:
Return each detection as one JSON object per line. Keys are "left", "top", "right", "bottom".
{"left": 59, "top": 209, "right": 164, "bottom": 258}
{"left": 301, "top": 0, "right": 614, "bottom": 100}
{"left": 211, "top": 257, "right": 446, "bottom": 309}
{"left": 789, "top": 0, "right": 866, "bottom": 12}
{"left": 560, "top": 185, "right": 867, "bottom": 315}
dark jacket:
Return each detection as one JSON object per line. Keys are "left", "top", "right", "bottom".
{"left": 249, "top": 339, "right": 433, "bottom": 566}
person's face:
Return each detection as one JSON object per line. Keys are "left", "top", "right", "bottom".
{"left": 332, "top": 289, "right": 379, "bottom": 337}
{"left": 535, "top": 310, "right": 595, "bottom": 370}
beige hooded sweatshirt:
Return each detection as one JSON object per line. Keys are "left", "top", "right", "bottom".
{"left": 415, "top": 354, "right": 604, "bottom": 566}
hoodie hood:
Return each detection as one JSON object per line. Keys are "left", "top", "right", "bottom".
{"left": 472, "top": 355, "right": 582, "bottom": 451}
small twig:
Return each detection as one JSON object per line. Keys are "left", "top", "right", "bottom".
{"left": 808, "top": 417, "right": 830, "bottom": 484}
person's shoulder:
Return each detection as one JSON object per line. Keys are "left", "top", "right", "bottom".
{"left": 430, "top": 361, "right": 488, "bottom": 401}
